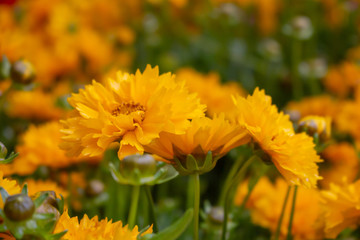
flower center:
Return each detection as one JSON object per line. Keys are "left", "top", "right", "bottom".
{"left": 111, "top": 101, "right": 146, "bottom": 122}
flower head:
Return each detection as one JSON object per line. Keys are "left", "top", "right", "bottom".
{"left": 321, "top": 179, "right": 360, "bottom": 238}
{"left": 2, "top": 121, "right": 99, "bottom": 176}
{"left": 54, "top": 210, "right": 152, "bottom": 240}
{"left": 235, "top": 177, "right": 324, "bottom": 240}
{"left": 145, "top": 114, "right": 249, "bottom": 175}
{"left": 231, "top": 88, "right": 322, "bottom": 188}
{"left": 0, "top": 171, "right": 20, "bottom": 208}
{"left": 60, "top": 65, "right": 206, "bottom": 160}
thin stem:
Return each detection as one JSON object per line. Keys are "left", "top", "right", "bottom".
{"left": 221, "top": 155, "right": 257, "bottom": 240}
{"left": 286, "top": 186, "right": 298, "bottom": 240}
{"left": 291, "top": 39, "right": 302, "bottom": 100}
{"left": 192, "top": 173, "right": 200, "bottom": 240}
{"left": 128, "top": 185, "right": 141, "bottom": 229}
{"left": 240, "top": 165, "right": 269, "bottom": 210}
{"left": 274, "top": 186, "right": 292, "bottom": 240}
{"left": 145, "top": 185, "right": 159, "bottom": 233}
{"left": 218, "top": 156, "right": 245, "bottom": 206}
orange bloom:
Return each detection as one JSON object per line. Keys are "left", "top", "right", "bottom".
{"left": 231, "top": 88, "right": 322, "bottom": 188}
{"left": 235, "top": 177, "right": 324, "bottom": 240}
{"left": 145, "top": 114, "right": 249, "bottom": 174}
{"left": 54, "top": 210, "right": 152, "bottom": 240}
{"left": 60, "top": 65, "right": 206, "bottom": 160}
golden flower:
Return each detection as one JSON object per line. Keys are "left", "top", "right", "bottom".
{"left": 298, "top": 115, "right": 331, "bottom": 141}
{"left": 321, "top": 179, "right": 360, "bottom": 238}
{"left": 60, "top": 65, "right": 206, "bottom": 160}
{"left": 175, "top": 68, "right": 246, "bottom": 117}
{"left": 285, "top": 95, "right": 338, "bottom": 121}
{"left": 24, "top": 179, "right": 68, "bottom": 199}
{"left": 235, "top": 177, "right": 324, "bottom": 240}
{"left": 320, "top": 143, "right": 359, "bottom": 188}
{"left": 2, "top": 121, "right": 99, "bottom": 176}
{"left": 144, "top": 114, "right": 250, "bottom": 174}
{"left": 54, "top": 210, "right": 152, "bottom": 240}
{"left": 323, "top": 62, "right": 360, "bottom": 98}
{"left": 0, "top": 171, "right": 21, "bottom": 208}
{"left": 5, "top": 90, "right": 64, "bottom": 120}
{"left": 335, "top": 100, "right": 360, "bottom": 148}
{"left": 231, "top": 88, "right": 322, "bottom": 188}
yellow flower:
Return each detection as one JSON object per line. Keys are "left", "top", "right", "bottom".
{"left": 144, "top": 114, "right": 250, "bottom": 174}
{"left": 54, "top": 210, "right": 152, "bottom": 240}
{"left": 235, "top": 177, "right": 324, "bottom": 240}
{"left": 175, "top": 68, "right": 246, "bottom": 117}
{"left": 6, "top": 90, "right": 64, "bottom": 120}
{"left": 2, "top": 121, "right": 99, "bottom": 176}
{"left": 60, "top": 65, "right": 206, "bottom": 160}
{"left": 231, "top": 88, "right": 322, "bottom": 188}
{"left": 285, "top": 95, "right": 338, "bottom": 121}
{"left": 24, "top": 179, "right": 68, "bottom": 199}
{"left": 320, "top": 143, "right": 359, "bottom": 188}
{"left": 0, "top": 171, "right": 21, "bottom": 208}
{"left": 323, "top": 62, "right": 360, "bottom": 98}
{"left": 298, "top": 115, "right": 331, "bottom": 141}
{"left": 321, "top": 179, "right": 360, "bottom": 238}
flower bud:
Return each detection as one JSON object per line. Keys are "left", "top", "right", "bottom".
{"left": 0, "top": 141, "right": 7, "bottom": 160}
{"left": 120, "top": 154, "right": 157, "bottom": 179}
{"left": 4, "top": 194, "right": 35, "bottom": 221}
{"left": 85, "top": 179, "right": 105, "bottom": 197}
{"left": 10, "top": 60, "right": 35, "bottom": 84}
{"left": 283, "top": 16, "right": 313, "bottom": 40}
{"left": 298, "top": 116, "right": 331, "bottom": 141}
{"left": 208, "top": 207, "right": 224, "bottom": 225}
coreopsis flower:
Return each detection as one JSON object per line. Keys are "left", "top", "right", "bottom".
{"left": 54, "top": 210, "right": 152, "bottom": 240}
{"left": 321, "top": 179, "right": 360, "bottom": 238}
{"left": 323, "top": 62, "right": 360, "bottom": 98}
{"left": 144, "top": 114, "right": 250, "bottom": 175}
{"left": 298, "top": 115, "right": 331, "bottom": 141}
{"left": 6, "top": 90, "right": 64, "bottom": 120}
{"left": 285, "top": 95, "right": 338, "bottom": 121}
{"left": 60, "top": 65, "right": 206, "bottom": 160}
{"left": 2, "top": 121, "right": 99, "bottom": 176}
{"left": 231, "top": 88, "right": 322, "bottom": 188}
{"left": 24, "top": 179, "right": 68, "bottom": 199}
{"left": 235, "top": 177, "right": 324, "bottom": 240}
{"left": 320, "top": 143, "right": 359, "bottom": 188}
{"left": 175, "top": 68, "right": 246, "bottom": 117}
{"left": 0, "top": 171, "right": 20, "bottom": 208}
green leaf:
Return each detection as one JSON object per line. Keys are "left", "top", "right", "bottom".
{"left": 2, "top": 152, "right": 19, "bottom": 164}
{"left": 21, "top": 183, "right": 28, "bottom": 195}
{"left": 185, "top": 154, "right": 198, "bottom": 171}
{"left": 34, "top": 192, "right": 49, "bottom": 208}
{"left": 0, "top": 187, "right": 9, "bottom": 201}
{"left": 50, "top": 230, "right": 68, "bottom": 240}
{"left": 145, "top": 209, "right": 194, "bottom": 240}
{"left": 0, "top": 55, "right": 11, "bottom": 80}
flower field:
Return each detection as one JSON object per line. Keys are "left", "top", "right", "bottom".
{"left": 1, "top": 0, "right": 360, "bottom": 239}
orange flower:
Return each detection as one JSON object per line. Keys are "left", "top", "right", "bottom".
{"left": 321, "top": 179, "right": 360, "bottom": 238}
{"left": 54, "top": 210, "right": 152, "bottom": 240}
{"left": 320, "top": 143, "right": 359, "bottom": 188}
{"left": 145, "top": 114, "right": 249, "bottom": 174}
{"left": 175, "top": 68, "right": 246, "bottom": 117}
{"left": 60, "top": 65, "right": 206, "bottom": 160}
{"left": 235, "top": 177, "right": 324, "bottom": 240}
{"left": 231, "top": 88, "right": 322, "bottom": 188}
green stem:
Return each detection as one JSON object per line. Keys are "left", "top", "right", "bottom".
{"left": 128, "top": 185, "right": 140, "bottom": 229}
{"left": 221, "top": 155, "right": 257, "bottom": 240}
{"left": 286, "top": 186, "right": 298, "bottom": 240}
{"left": 218, "top": 156, "right": 245, "bottom": 206}
{"left": 240, "top": 165, "right": 269, "bottom": 210}
{"left": 274, "top": 186, "right": 292, "bottom": 240}
{"left": 192, "top": 173, "right": 200, "bottom": 240}
{"left": 145, "top": 185, "right": 159, "bottom": 233}
{"left": 292, "top": 39, "right": 302, "bottom": 100}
